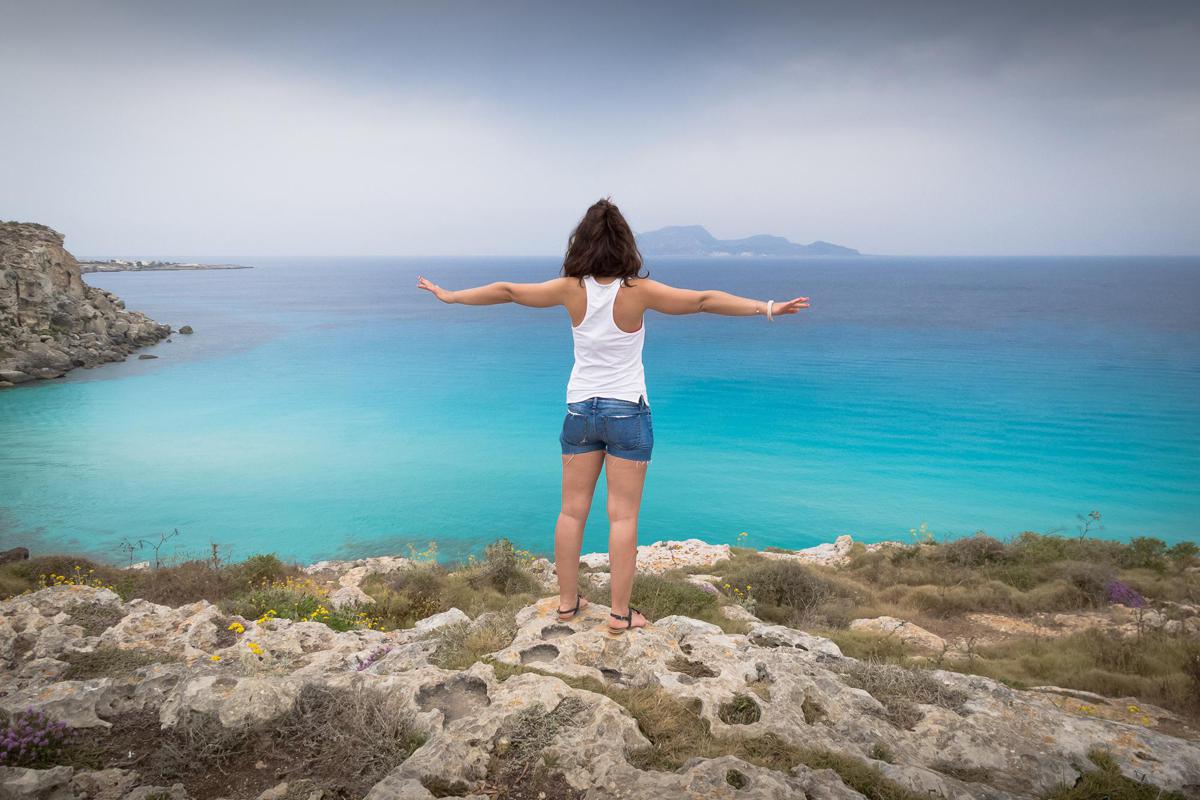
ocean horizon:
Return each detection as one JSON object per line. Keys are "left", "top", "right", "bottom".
{"left": 1, "top": 254, "right": 1197, "bottom": 565}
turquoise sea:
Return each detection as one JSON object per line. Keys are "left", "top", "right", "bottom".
{"left": 1, "top": 256, "right": 1198, "bottom": 564}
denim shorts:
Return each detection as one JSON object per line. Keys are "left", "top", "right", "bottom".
{"left": 559, "top": 395, "right": 653, "bottom": 462}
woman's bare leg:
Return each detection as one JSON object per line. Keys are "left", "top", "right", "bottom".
{"left": 605, "top": 455, "right": 649, "bottom": 627}
{"left": 556, "top": 451, "right": 604, "bottom": 611}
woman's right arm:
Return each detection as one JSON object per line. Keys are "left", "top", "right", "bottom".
{"left": 638, "top": 279, "right": 809, "bottom": 318}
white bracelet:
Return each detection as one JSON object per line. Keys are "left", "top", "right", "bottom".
{"left": 766, "top": 300, "right": 775, "bottom": 322}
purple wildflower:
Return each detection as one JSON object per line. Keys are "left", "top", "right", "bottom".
{"left": 1106, "top": 579, "right": 1146, "bottom": 608}
{"left": 0, "top": 708, "right": 73, "bottom": 767}
{"left": 355, "top": 645, "right": 393, "bottom": 672}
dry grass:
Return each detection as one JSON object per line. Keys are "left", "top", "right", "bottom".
{"left": 60, "top": 684, "right": 424, "bottom": 799}
{"left": 0, "top": 552, "right": 305, "bottom": 606}
{"left": 717, "top": 694, "right": 761, "bottom": 725}
{"left": 482, "top": 696, "right": 587, "bottom": 800}
{"left": 64, "top": 603, "right": 125, "bottom": 636}
{"left": 1041, "top": 749, "right": 1189, "bottom": 800}
{"left": 362, "top": 541, "right": 545, "bottom": 630}
{"left": 665, "top": 655, "right": 719, "bottom": 679}
{"left": 431, "top": 611, "right": 519, "bottom": 670}
{"left": 833, "top": 659, "right": 968, "bottom": 730}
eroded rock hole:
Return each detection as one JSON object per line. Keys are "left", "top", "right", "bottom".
{"left": 519, "top": 644, "right": 560, "bottom": 664}
{"left": 416, "top": 674, "right": 490, "bottom": 725}
{"left": 600, "top": 667, "right": 623, "bottom": 683}
{"left": 540, "top": 624, "right": 575, "bottom": 640}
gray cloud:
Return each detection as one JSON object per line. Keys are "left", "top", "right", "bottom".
{"left": 1, "top": 0, "right": 1197, "bottom": 255}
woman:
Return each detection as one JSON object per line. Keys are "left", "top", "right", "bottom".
{"left": 417, "top": 199, "right": 809, "bottom": 633}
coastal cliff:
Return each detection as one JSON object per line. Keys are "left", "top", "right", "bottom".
{"left": 0, "top": 222, "right": 171, "bottom": 388}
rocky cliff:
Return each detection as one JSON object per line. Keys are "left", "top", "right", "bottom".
{"left": 0, "top": 222, "right": 171, "bottom": 388}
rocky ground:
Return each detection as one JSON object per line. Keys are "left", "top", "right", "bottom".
{"left": 0, "top": 222, "right": 172, "bottom": 388}
{"left": 2, "top": 541, "right": 1198, "bottom": 800}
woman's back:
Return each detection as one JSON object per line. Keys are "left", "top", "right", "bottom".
{"left": 566, "top": 276, "right": 647, "bottom": 404}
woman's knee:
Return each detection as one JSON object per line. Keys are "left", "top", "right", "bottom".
{"left": 559, "top": 503, "right": 591, "bottom": 524}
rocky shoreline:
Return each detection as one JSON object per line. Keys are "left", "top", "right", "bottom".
{"left": 0, "top": 222, "right": 176, "bottom": 388}
{"left": 3, "top": 535, "right": 1198, "bottom": 800}
{"left": 79, "top": 260, "right": 250, "bottom": 273}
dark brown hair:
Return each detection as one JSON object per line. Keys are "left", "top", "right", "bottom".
{"left": 561, "top": 198, "right": 647, "bottom": 286}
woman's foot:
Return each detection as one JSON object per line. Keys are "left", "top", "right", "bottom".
{"left": 557, "top": 594, "right": 589, "bottom": 621}
{"left": 607, "top": 606, "right": 647, "bottom": 632}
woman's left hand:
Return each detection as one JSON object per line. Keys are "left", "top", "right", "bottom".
{"left": 417, "top": 276, "right": 454, "bottom": 303}
{"left": 773, "top": 296, "right": 810, "bottom": 316}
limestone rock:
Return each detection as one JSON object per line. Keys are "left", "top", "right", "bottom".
{"left": 0, "top": 765, "right": 76, "bottom": 800}
{"left": 580, "top": 538, "right": 732, "bottom": 574}
{"left": 848, "top": 616, "right": 948, "bottom": 652}
{"left": 69, "top": 768, "right": 139, "bottom": 800}
{"left": 328, "top": 585, "right": 372, "bottom": 609}
{"left": 0, "top": 222, "right": 171, "bottom": 386}
{"left": 759, "top": 534, "right": 904, "bottom": 567}
{"left": 486, "top": 598, "right": 1200, "bottom": 799}
{"left": 4, "top": 583, "right": 1200, "bottom": 800}
{"left": 412, "top": 608, "right": 470, "bottom": 634}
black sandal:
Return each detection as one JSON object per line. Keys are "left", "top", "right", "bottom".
{"left": 608, "top": 606, "right": 645, "bottom": 632}
{"left": 557, "top": 595, "right": 583, "bottom": 620}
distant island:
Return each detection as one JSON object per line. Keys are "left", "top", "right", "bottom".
{"left": 79, "top": 258, "right": 251, "bottom": 273}
{"left": 637, "top": 225, "right": 859, "bottom": 257}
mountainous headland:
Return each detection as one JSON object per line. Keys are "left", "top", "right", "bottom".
{"left": 637, "top": 225, "right": 860, "bottom": 257}
{"left": 79, "top": 259, "right": 250, "bottom": 273}
{"left": 1, "top": 532, "right": 1197, "bottom": 799}
{"left": 0, "top": 222, "right": 175, "bottom": 388}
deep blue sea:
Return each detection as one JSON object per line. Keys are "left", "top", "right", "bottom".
{"left": 1, "top": 256, "right": 1197, "bottom": 564}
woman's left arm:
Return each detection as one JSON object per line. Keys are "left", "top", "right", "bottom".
{"left": 417, "top": 276, "right": 568, "bottom": 308}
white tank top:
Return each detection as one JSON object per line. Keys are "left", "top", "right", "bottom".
{"left": 566, "top": 276, "right": 648, "bottom": 405}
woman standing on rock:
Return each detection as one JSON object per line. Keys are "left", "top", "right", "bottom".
{"left": 417, "top": 199, "right": 809, "bottom": 632}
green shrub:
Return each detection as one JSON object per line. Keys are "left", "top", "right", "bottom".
{"left": 222, "top": 575, "right": 374, "bottom": 631}
{"left": 1167, "top": 541, "right": 1199, "bottom": 567}
{"left": 468, "top": 538, "right": 541, "bottom": 595}
{"left": 1119, "top": 537, "right": 1169, "bottom": 572}
{"left": 938, "top": 534, "right": 1007, "bottom": 567}
{"left": 721, "top": 559, "right": 839, "bottom": 625}
{"left": 1054, "top": 561, "right": 1115, "bottom": 606}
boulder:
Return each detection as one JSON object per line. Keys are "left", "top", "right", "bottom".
{"left": 848, "top": 616, "right": 949, "bottom": 652}
{"left": 0, "top": 766, "right": 76, "bottom": 800}
{"left": 0, "top": 546, "right": 30, "bottom": 565}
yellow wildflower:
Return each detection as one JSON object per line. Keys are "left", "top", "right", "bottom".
{"left": 210, "top": 655, "right": 222, "bottom": 662}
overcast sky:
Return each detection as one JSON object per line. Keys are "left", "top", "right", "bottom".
{"left": 2, "top": 0, "right": 1198, "bottom": 256}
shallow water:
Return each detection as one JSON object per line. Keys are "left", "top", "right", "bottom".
{"left": 1, "top": 255, "right": 1197, "bottom": 563}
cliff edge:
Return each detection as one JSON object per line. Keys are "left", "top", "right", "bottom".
{"left": 0, "top": 222, "right": 171, "bottom": 388}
